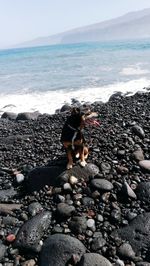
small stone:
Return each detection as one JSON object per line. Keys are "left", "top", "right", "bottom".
{"left": 114, "top": 258, "right": 125, "bottom": 266}
{"left": 133, "top": 148, "right": 144, "bottom": 161}
{"left": 91, "top": 179, "right": 113, "bottom": 191}
{"left": 139, "top": 160, "right": 150, "bottom": 172}
{"left": 121, "top": 181, "right": 137, "bottom": 199}
{"left": 69, "top": 176, "right": 78, "bottom": 185}
{"left": 28, "top": 202, "right": 43, "bottom": 216}
{"left": 6, "top": 234, "right": 16, "bottom": 243}
{"left": 100, "top": 162, "right": 111, "bottom": 174}
{"left": 118, "top": 242, "right": 135, "bottom": 259}
{"left": 57, "top": 203, "right": 75, "bottom": 218}
{"left": 69, "top": 216, "right": 87, "bottom": 234}
{"left": 87, "top": 219, "right": 95, "bottom": 231}
{"left": 16, "top": 173, "right": 24, "bottom": 183}
{"left": 111, "top": 209, "right": 121, "bottom": 223}
{"left": 63, "top": 183, "right": 72, "bottom": 192}
{"left": 96, "top": 214, "right": 104, "bottom": 222}
{"left": 91, "top": 236, "right": 106, "bottom": 251}
{"left": 132, "top": 125, "right": 145, "bottom": 139}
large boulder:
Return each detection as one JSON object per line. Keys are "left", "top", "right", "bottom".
{"left": 40, "top": 234, "right": 86, "bottom": 266}
{"left": 16, "top": 111, "right": 41, "bottom": 121}
{"left": 1, "top": 112, "right": 17, "bottom": 120}
{"left": 111, "top": 212, "right": 150, "bottom": 254}
{"left": 136, "top": 182, "right": 150, "bottom": 203}
{"left": 14, "top": 211, "right": 52, "bottom": 253}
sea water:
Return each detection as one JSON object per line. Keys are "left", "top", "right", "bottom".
{"left": 0, "top": 39, "right": 150, "bottom": 115}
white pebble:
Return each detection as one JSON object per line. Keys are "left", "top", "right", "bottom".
{"left": 16, "top": 173, "right": 24, "bottom": 183}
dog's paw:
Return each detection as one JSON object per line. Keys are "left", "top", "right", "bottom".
{"left": 67, "top": 163, "right": 73, "bottom": 170}
{"left": 75, "top": 153, "right": 80, "bottom": 158}
{"left": 84, "top": 154, "right": 88, "bottom": 159}
{"left": 79, "top": 161, "right": 87, "bottom": 167}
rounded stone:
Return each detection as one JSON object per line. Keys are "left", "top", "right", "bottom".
{"left": 28, "top": 202, "right": 43, "bottom": 216}
{"left": 78, "top": 253, "right": 112, "bottom": 266}
{"left": 69, "top": 216, "right": 87, "bottom": 234}
{"left": 139, "top": 160, "right": 150, "bottom": 172}
{"left": 40, "top": 234, "right": 86, "bottom": 266}
{"left": 87, "top": 219, "right": 95, "bottom": 229}
{"left": 132, "top": 125, "right": 145, "bottom": 139}
{"left": 57, "top": 203, "right": 75, "bottom": 218}
{"left": 91, "top": 179, "right": 113, "bottom": 191}
{"left": 117, "top": 243, "right": 135, "bottom": 259}
{"left": 14, "top": 211, "right": 52, "bottom": 253}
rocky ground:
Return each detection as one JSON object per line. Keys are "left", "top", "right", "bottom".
{"left": 0, "top": 91, "right": 150, "bottom": 266}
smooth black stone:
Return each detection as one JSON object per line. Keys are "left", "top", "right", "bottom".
{"left": 132, "top": 124, "right": 145, "bottom": 139}
{"left": 16, "top": 111, "right": 41, "bottom": 121}
{"left": 57, "top": 203, "right": 75, "bottom": 218}
{"left": 78, "top": 253, "right": 112, "bottom": 266}
{"left": 91, "top": 179, "right": 113, "bottom": 191}
{"left": 1, "top": 112, "right": 17, "bottom": 120}
{"left": 40, "top": 234, "right": 86, "bottom": 266}
{"left": 69, "top": 216, "right": 87, "bottom": 234}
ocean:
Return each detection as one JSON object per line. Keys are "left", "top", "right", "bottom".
{"left": 0, "top": 39, "right": 150, "bottom": 115}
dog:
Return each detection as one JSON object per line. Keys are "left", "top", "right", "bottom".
{"left": 61, "top": 107, "right": 99, "bottom": 169}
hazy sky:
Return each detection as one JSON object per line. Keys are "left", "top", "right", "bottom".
{"left": 1, "top": 0, "right": 150, "bottom": 48}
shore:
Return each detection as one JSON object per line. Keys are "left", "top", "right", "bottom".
{"left": 0, "top": 90, "right": 150, "bottom": 265}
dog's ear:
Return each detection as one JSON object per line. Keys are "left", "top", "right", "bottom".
{"left": 71, "top": 107, "right": 80, "bottom": 115}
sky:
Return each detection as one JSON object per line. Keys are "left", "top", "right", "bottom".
{"left": 0, "top": 0, "right": 150, "bottom": 48}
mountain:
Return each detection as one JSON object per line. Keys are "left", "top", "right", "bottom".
{"left": 18, "top": 8, "right": 150, "bottom": 48}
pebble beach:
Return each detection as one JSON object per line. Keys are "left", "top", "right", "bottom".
{"left": 0, "top": 90, "right": 150, "bottom": 266}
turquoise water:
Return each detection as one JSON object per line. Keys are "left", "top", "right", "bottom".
{"left": 0, "top": 39, "right": 150, "bottom": 114}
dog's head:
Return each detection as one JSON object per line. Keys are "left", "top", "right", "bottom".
{"left": 70, "top": 107, "right": 99, "bottom": 128}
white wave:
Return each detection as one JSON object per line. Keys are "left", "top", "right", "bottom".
{"left": 0, "top": 78, "right": 149, "bottom": 115}
{"left": 120, "top": 65, "right": 149, "bottom": 76}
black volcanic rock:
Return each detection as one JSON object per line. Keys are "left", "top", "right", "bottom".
{"left": 16, "top": 111, "right": 41, "bottom": 121}
{"left": 132, "top": 124, "right": 145, "bottom": 139}
{"left": 91, "top": 179, "right": 113, "bottom": 191}
{"left": 56, "top": 203, "right": 75, "bottom": 218}
{"left": 14, "top": 211, "right": 52, "bottom": 253}
{"left": 78, "top": 253, "right": 112, "bottom": 266}
{"left": 136, "top": 182, "right": 150, "bottom": 203}
{"left": 112, "top": 212, "right": 150, "bottom": 254}
{"left": 69, "top": 216, "right": 87, "bottom": 234}
{"left": 1, "top": 112, "right": 17, "bottom": 120}
{"left": 40, "top": 234, "right": 86, "bottom": 266}
{"left": 0, "top": 92, "right": 150, "bottom": 265}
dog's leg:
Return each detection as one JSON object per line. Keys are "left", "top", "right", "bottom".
{"left": 84, "top": 146, "right": 89, "bottom": 159}
{"left": 79, "top": 146, "right": 87, "bottom": 167}
{"left": 66, "top": 147, "right": 73, "bottom": 169}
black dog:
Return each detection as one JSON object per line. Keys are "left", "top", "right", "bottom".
{"left": 61, "top": 107, "right": 98, "bottom": 169}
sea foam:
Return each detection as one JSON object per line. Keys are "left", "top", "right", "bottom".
{"left": 0, "top": 78, "right": 149, "bottom": 116}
